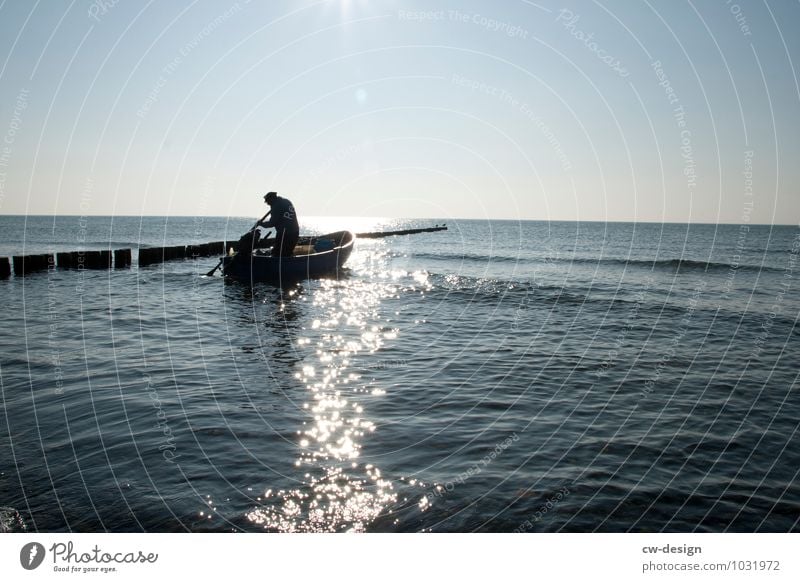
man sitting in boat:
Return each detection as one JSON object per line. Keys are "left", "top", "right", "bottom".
{"left": 259, "top": 191, "right": 300, "bottom": 257}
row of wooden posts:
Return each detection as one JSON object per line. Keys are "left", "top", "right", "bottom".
{"left": 0, "top": 240, "right": 232, "bottom": 278}
{"left": 1, "top": 226, "right": 450, "bottom": 279}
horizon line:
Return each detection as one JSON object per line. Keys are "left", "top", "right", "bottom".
{"left": 1, "top": 214, "right": 797, "bottom": 227}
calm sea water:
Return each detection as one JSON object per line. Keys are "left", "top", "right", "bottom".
{"left": 1, "top": 215, "right": 798, "bottom": 532}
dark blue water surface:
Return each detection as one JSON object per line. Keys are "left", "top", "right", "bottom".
{"left": 1, "top": 216, "right": 798, "bottom": 532}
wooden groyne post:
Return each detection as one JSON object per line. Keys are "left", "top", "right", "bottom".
{"left": 114, "top": 248, "right": 132, "bottom": 268}
{"left": 55, "top": 250, "right": 112, "bottom": 269}
{"left": 1, "top": 227, "right": 449, "bottom": 278}
{"left": 12, "top": 253, "right": 54, "bottom": 276}
{"left": 85, "top": 250, "right": 112, "bottom": 269}
{"left": 138, "top": 247, "right": 160, "bottom": 267}
{"left": 355, "top": 225, "right": 448, "bottom": 238}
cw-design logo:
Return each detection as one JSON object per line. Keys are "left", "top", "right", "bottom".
{"left": 20, "top": 542, "right": 46, "bottom": 570}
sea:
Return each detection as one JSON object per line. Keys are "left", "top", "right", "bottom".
{"left": 0, "top": 215, "right": 798, "bottom": 532}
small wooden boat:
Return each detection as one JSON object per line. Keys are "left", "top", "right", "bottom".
{"left": 222, "top": 230, "right": 354, "bottom": 285}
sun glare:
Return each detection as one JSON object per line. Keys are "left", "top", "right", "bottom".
{"left": 326, "top": 0, "right": 374, "bottom": 17}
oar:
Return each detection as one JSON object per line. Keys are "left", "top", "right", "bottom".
{"left": 205, "top": 258, "right": 224, "bottom": 277}
{"left": 247, "top": 210, "right": 271, "bottom": 233}
{"left": 205, "top": 210, "right": 270, "bottom": 277}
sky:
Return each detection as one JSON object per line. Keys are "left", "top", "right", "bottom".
{"left": 0, "top": 0, "right": 798, "bottom": 223}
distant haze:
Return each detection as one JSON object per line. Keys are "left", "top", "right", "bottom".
{"left": 0, "top": 1, "right": 798, "bottom": 224}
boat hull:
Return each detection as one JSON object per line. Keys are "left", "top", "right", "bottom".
{"left": 222, "top": 230, "right": 354, "bottom": 285}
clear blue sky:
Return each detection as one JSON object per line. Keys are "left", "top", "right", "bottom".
{"left": 0, "top": 0, "right": 798, "bottom": 223}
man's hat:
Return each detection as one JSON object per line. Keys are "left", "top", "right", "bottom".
{"left": 263, "top": 191, "right": 277, "bottom": 202}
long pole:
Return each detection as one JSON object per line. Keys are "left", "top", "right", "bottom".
{"left": 205, "top": 210, "right": 270, "bottom": 277}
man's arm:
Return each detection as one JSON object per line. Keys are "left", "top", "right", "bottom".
{"left": 261, "top": 199, "right": 292, "bottom": 229}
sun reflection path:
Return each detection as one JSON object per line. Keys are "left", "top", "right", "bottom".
{"left": 247, "top": 263, "right": 420, "bottom": 532}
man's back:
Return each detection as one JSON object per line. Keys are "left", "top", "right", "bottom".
{"left": 270, "top": 196, "right": 299, "bottom": 231}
